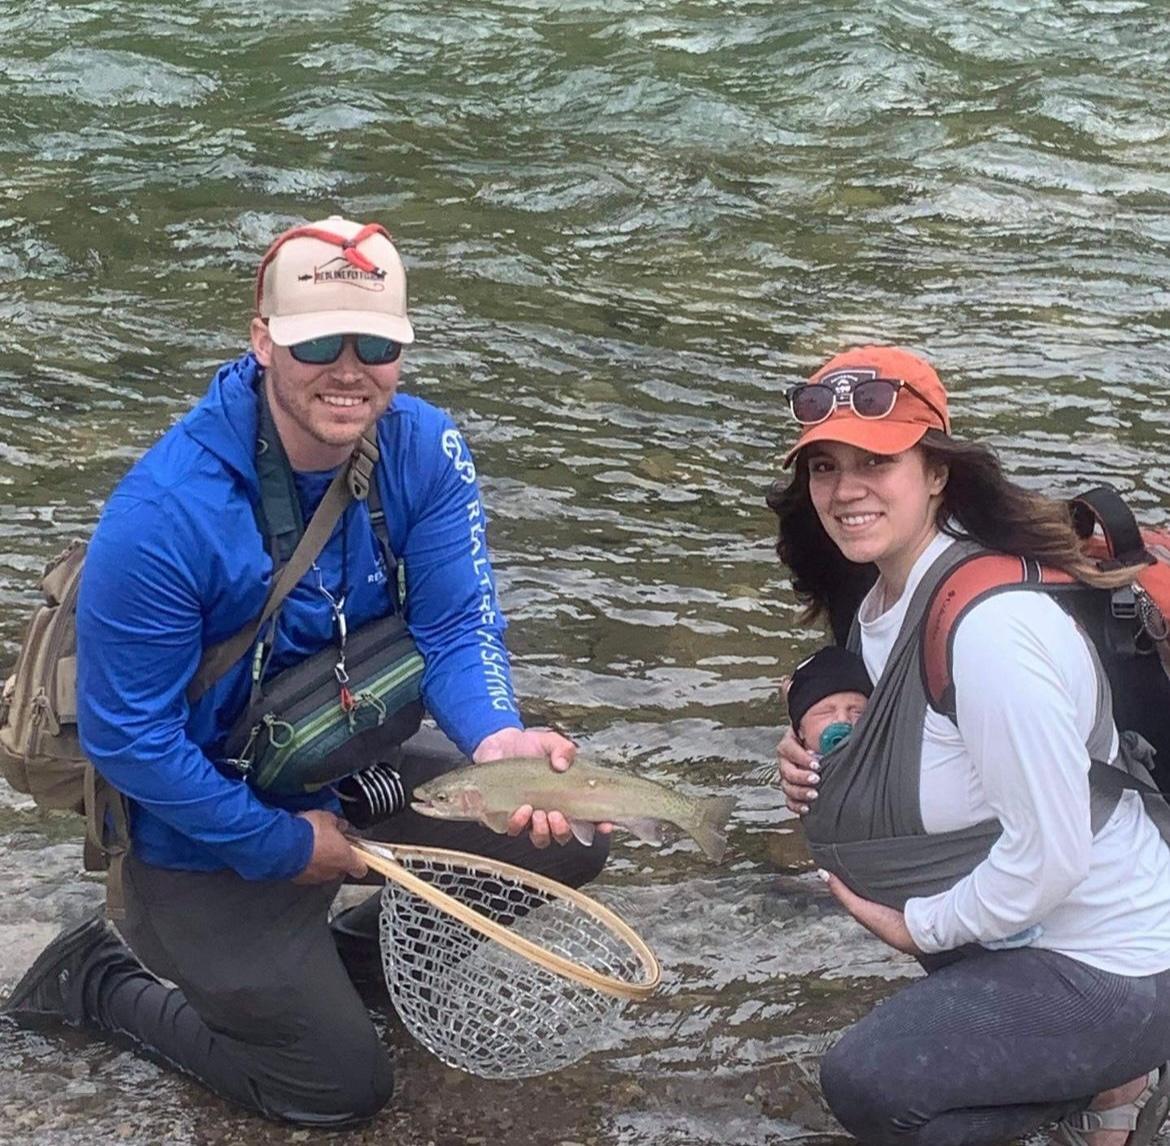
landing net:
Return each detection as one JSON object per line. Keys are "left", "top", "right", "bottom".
{"left": 365, "top": 842, "right": 659, "bottom": 1079}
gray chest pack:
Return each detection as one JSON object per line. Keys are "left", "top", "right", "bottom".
{"left": 198, "top": 395, "right": 424, "bottom": 796}
{"left": 802, "top": 539, "right": 1170, "bottom": 910}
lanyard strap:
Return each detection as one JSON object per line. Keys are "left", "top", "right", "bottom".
{"left": 186, "top": 426, "right": 378, "bottom": 703}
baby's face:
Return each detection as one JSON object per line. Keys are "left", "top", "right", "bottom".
{"left": 797, "top": 690, "right": 869, "bottom": 748}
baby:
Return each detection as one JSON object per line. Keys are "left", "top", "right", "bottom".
{"left": 784, "top": 646, "right": 872, "bottom": 755}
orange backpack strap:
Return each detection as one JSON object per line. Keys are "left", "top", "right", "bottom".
{"left": 921, "top": 553, "right": 1077, "bottom": 720}
{"left": 923, "top": 486, "right": 1164, "bottom": 719}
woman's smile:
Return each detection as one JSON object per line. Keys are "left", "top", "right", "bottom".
{"left": 836, "top": 511, "right": 882, "bottom": 529}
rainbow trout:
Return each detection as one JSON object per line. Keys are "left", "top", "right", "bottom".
{"left": 411, "top": 757, "right": 737, "bottom": 863}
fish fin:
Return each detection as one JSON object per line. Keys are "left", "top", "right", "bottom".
{"left": 569, "top": 819, "right": 596, "bottom": 847}
{"left": 481, "top": 811, "right": 512, "bottom": 835}
{"left": 617, "top": 818, "right": 666, "bottom": 846}
{"left": 687, "top": 794, "right": 737, "bottom": 863}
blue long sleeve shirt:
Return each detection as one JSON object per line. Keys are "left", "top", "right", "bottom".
{"left": 76, "top": 353, "right": 523, "bottom": 880}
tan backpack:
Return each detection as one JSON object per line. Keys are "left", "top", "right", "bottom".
{"left": 0, "top": 539, "right": 130, "bottom": 910}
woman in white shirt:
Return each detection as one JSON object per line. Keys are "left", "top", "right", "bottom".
{"left": 771, "top": 345, "right": 1170, "bottom": 1146}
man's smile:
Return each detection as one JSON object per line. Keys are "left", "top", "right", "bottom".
{"left": 318, "top": 394, "right": 368, "bottom": 408}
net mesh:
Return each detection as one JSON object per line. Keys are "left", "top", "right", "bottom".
{"left": 375, "top": 846, "right": 653, "bottom": 1079}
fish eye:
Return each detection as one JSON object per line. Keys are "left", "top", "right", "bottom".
{"left": 435, "top": 792, "right": 448, "bottom": 802}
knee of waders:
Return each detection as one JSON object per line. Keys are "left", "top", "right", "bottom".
{"left": 565, "top": 831, "right": 612, "bottom": 887}
{"left": 263, "top": 1041, "right": 394, "bottom": 1127}
{"left": 347, "top": 1048, "right": 395, "bottom": 1123}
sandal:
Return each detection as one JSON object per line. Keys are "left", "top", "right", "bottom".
{"left": 1054, "top": 1064, "right": 1170, "bottom": 1146}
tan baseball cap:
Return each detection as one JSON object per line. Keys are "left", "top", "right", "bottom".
{"left": 256, "top": 215, "right": 415, "bottom": 346}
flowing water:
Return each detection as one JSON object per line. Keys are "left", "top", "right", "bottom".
{"left": 2, "top": 1, "right": 1169, "bottom": 1142}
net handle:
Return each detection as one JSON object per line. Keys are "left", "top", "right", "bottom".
{"left": 351, "top": 840, "right": 661, "bottom": 1001}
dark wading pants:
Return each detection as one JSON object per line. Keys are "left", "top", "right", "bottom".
{"left": 819, "top": 946, "right": 1170, "bottom": 1146}
{"left": 83, "top": 729, "right": 610, "bottom": 1127}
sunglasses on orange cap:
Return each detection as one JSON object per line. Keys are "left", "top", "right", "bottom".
{"left": 787, "top": 376, "right": 948, "bottom": 429}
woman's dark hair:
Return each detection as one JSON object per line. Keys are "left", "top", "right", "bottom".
{"left": 766, "top": 460, "right": 876, "bottom": 643}
{"left": 767, "top": 430, "right": 1139, "bottom": 637}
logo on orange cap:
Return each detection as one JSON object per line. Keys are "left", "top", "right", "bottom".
{"left": 819, "top": 366, "right": 879, "bottom": 397}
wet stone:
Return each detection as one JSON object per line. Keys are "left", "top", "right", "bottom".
{"left": 64, "top": 1079, "right": 100, "bottom": 1102}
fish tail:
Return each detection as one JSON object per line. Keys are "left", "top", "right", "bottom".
{"left": 686, "top": 794, "right": 737, "bottom": 863}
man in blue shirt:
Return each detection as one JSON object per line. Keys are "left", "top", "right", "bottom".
{"left": 3, "top": 217, "right": 608, "bottom": 1125}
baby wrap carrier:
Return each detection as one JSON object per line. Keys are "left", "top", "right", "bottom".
{"left": 803, "top": 539, "right": 1170, "bottom": 910}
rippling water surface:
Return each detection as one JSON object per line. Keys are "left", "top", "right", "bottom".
{"left": 2, "top": 2, "right": 1170, "bottom": 1143}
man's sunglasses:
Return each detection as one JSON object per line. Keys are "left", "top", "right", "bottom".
{"left": 288, "top": 334, "right": 403, "bottom": 366}
{"left": 787, "top": 376, "right": 947, "bottom": 429}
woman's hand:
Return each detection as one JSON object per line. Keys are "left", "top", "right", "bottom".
{"left": 822, "top": 871, "right": 922, "bottom": 956}
{"left": 776, "top": 725, "right": 819, "bottom": 814}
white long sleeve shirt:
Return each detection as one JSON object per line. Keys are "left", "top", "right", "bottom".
{"left": 858, "top": 532, "right": 1170, "bottom": 976}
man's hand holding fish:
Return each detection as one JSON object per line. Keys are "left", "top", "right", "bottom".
{"left": 471, "top": 726, "right": 615, "bottom": 848}
{"left": 414, "top": 756, "right": 733, "bottom": 862}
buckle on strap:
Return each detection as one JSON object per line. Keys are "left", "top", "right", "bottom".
{"left": 1111, "top": 584, "right": 1138, "bottom": 621}
{"left": 346, "top": 434, "right": 378, "bottom": 500}
{"left": 1066, "top": 1106, "right": 1141, "bottom": 1133}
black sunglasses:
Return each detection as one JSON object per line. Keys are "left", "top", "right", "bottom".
{"left": 787, "top": 376, "right": 947, "bottom": 429}
{"left": 288, "top": 334, "right": 403, "bottom": 366}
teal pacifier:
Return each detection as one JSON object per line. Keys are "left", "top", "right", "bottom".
{"left": 818, "top": 721, "right": 854, "bottom": 754}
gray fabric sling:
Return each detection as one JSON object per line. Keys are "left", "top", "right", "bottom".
{"left": 803, "top": 538, "right": 1170, "bottom": 910}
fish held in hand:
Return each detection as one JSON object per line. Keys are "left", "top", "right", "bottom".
{"left": 411, "top": 757, "right": 736, "bottom": 863}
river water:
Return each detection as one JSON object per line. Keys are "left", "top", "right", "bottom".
{"left": 2, "top": 1, "right": 1169, "bottom": 1143}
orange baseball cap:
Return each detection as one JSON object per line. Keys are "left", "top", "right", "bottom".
{"left": 256, "top": 215, "right": 415, "bottom": 347}
{"left": 782, "top": 345, "right": 951, "bottom": 468}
